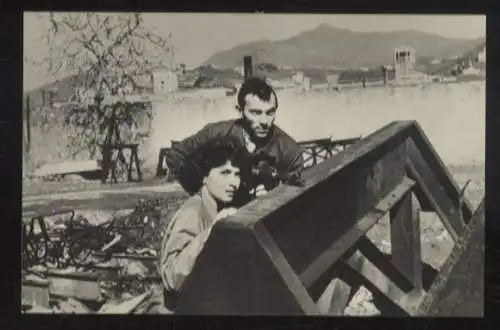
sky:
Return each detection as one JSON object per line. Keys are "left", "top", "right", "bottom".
{"left": 23, "top": 13, "right": 486, "bottom": 91}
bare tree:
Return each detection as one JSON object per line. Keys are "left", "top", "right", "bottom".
{"left": 35, "top": 12, "right": 174, "bottom": 159}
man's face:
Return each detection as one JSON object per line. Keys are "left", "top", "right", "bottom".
{"left": 203, "top": 161, "right": 241, "bottom": 204}
{"left": 242, "top": 93, "right": 277, "bottom": 139}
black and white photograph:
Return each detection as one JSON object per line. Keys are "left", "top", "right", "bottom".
{"left": 21, "top": 12, "right": 485, "bottom": 316}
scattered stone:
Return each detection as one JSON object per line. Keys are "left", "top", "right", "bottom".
{"left": 98, "top": 292, "right": 150, "bottom": 314}
{"left": 344, "top": 286, "right": 380, "bottom": 316}
{"left": 57, "top": 298, "right": 93, "bottom": 314}
{"left": 120, "top": 260, "right": 149, "bottom": 279}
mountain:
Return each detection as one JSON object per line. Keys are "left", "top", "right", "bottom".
{"left": 203, "top": 24, "right": 485, "bottom": 69}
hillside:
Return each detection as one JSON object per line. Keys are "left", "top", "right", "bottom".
{"left": 204, "top": 24, "right": 485, "bottom": 69}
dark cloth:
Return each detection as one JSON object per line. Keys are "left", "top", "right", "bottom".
{"left": 165, "top": 118, "right": 304, "bottom": 194}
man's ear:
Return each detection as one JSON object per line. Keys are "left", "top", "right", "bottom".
{"left": 202, "top": 176, "right": 208, "bottom": 185}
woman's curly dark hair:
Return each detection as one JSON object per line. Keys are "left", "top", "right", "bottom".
{"left": 178, "top": 136, "right": 251, "bottom": 196}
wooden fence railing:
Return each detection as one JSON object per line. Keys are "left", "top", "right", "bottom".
{"left": 173, "top": 120, "right": 483, "bottom": 316}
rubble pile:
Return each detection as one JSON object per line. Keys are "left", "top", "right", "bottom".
{"left": 22, "top": 196, "right": 186, "bottom": 314}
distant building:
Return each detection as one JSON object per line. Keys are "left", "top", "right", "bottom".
{"left": 302, "top": 77, "right": 312, "bottom": 91}
{"left": 234, "top": 66, "right": 245, "bottom": 77}
{"left": 326, "top": 73, "right": 340, "bottom": 87}
{"left": 293, "top": 71, "right": 305, "bottom": 85}
{"left": 394, "top": 45, "right": 416, "bottom": 82}
{"left": 477, "top": 47, "right": 486, "bottom": 63}
{"left": 462, "top": 66, "right": 481, "bottom": 76}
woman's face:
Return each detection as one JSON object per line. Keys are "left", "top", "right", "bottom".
{"left": 203, "top": 161, "right": 241, "bottom": 204}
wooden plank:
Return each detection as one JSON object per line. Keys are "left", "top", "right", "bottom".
{"left": 408, "top": 123, "right": 473, "bottom": 222}
{"left": 175, "top": 225, "right": 318, "bottom": 315}
{"left": 32, "top": 160, "right": 101, "bottom": 177}
{"left": 22, "top": 208, "right": 75, "bottom": 225}
{"left": 316, "top": 278, "right": 352, "bottom": 315}
{"left": 47, "top": 271, "right": 101, "bottom": 302}
{"left": 156, "top": 148, "right": 167, "bottom": 177}
{"left": 133, "top": 148, "right": 143, "bottom": 181}
{"left": 406, "top": 158, "right": 463, "bottom": 242}
{"left": 390, "top": 190, "right": 422, "bottom": 290}
{"left": 253, "top": 222, "right": 320, "bottom": 314}
{"left": 92, "top": 252, "right": 157, "bottom": 261}
{"left": 265, "top": 138, "right": 408, "bottom": 276}
{"left": 22, "top": 277, "right": 50, "bottom": 308}
{"left": 98, "top": 292, "right": 151, "bottom": 314}
{"left": 23, "top": 189, "right": 187, "bottom": 214}
{"left": 415, "top": 198, "right": 484, "bottom": 316}
{"left": 355, "top": 237, "right": 415, "bottom": 294}
{"left": 127, "top": 149, "right": 134, "bottom": 181}
{"left": 299, "top": 177, "right": 416, "bottom": 287}
{"left": 343, "top": 250, "right": 424, "bottom": 316}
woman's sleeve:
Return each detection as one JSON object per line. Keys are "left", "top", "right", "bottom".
{"left": 159, "top": 209, "right": 212, "bottom": 292}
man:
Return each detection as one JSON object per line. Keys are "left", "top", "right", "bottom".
{"left": 164, "top": 76, "right": 304, "bottom": 199}
{"left": 159, "top": 137, "right": 250, "bottom": 311}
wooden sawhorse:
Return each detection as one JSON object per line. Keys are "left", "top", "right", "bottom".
{"left": 100, "top": 143, "right": 143, "bottom": 184}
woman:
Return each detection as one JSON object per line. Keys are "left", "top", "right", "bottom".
{"left": 158, "top": 136, "right": 250, "bottom": 311}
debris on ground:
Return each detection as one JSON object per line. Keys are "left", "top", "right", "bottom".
{"left": 21, "top": 197, "right": 183, "bottom": 314}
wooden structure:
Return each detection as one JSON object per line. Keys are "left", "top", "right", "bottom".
{"left": 21, "top": 121, "right": 483, "bottom": 315}
{"left": 414, "top": 199, "right": 484, "bottom": 316}
{"left": 100, "top": 106, "right": 142, "bottom": 184}
{"left": 100, "top": 143, "right": 142, "bottom": 184}
{"left": 155, "top": 137, "right": 361, "bottom": 178}
{"left": 172, "top": 121, "right": 482, "bottom": 315}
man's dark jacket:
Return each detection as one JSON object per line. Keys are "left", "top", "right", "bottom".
{"left": 164, "top": 118, "right": 304, "bottom": 191}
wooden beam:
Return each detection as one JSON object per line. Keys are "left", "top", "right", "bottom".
{"left": 175, "top": 225, "right": 319, "bottom": 315}
{"left": 299, "top": 177, "right": 416, "bottom": 287}
{"left": 264, "top": 139, "right": 408, "bottom": 277}
{"left": 316, "top": 278, "right": 352, "bottom": 315}
{"left": 23, "top": 189, "right": 186, "bottom": 214}
{"left": 22, "top": 277, "right": 50, "bottom": 308}
{"left": 390, "top": 190, "right": 423, "bottom": 290}
{"left": 133, "top": 147, "right": 143, "bottom": 181}
{"left": 343, "top": 250, "right": 424, "bottom": 316}
{"left": 311, "top": 146, "right": 318, "bottom": 166}
{"left": 47, "top": 270, "right": 101, "bottom": 302}
{"left": 415, "top": 198, "right": 484, "bottom": 316}
{"left": 408, "top": 123, "right": 473, "bottom": 223}
{"left": 253, "top": 223, "right": 321, "bottom": 314}
{"left": 406, "top": 158, "right": 463, "bottom": 242}
{"left": 354, "top": 236, "right": 415, "bottom": 294}
{"left": 156, "top": 148, "right": 167, "bottom": 177}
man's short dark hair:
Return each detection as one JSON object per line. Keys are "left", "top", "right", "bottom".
{"left": 237, "top": 77, "right": 279, "bottom": 111}
{"left": 178, "top": 137, "right": 250, "bottom": 195}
